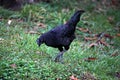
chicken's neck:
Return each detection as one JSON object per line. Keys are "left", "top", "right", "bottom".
{"left": 65, "top": 19, "right": 79, "bottom": 29}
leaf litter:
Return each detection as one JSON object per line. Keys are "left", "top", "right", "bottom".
{"left": 81, "top": 72, "right": 97, "bottom": 80}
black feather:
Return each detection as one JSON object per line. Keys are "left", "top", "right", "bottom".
{"left": 37, "top": 10, "right": 85, "bottom": 61}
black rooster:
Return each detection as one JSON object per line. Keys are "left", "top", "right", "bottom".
{"left": 37, "top": 10, "right": 85, "bottom": 62}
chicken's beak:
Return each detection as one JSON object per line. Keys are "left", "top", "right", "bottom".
{"left": 36, "top": 38, "right": 42, "bottom": 47}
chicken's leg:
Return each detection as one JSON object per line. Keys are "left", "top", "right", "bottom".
{"left": 54, "top": 50, "right": 66, "bottom": 62}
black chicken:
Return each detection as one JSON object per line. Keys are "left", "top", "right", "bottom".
{"left": 37, "top": 10, "right": 85, "bottom": 62}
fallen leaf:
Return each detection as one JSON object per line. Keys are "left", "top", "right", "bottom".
{"left": 84, "top": 57, "right": 97, "bottom": 62}
{"left": 104, "top": 34, "right": 114, "bottom": 39}
{"left": 36, "top": 51, "right": 40, "bottom": 54}
{"left": 38, "top": 16, "right": 44, "bottom": 19}
{"left": 111, "top": 50, "right": 119, "bottom": 57}
{"left": 10, "top": 64, "right": 17, "bottom": 68}
{"left": 70, "top": 75, "right": 78, "bottom": 80}
{"left": 81, "top": 72, "right": 97, "bottom": 80}
{"left": 111, "top": 53, "right": 119, "bottom": 57}
{"left": 77, "top": 27, "right": 90, "bottom": 33}
{"left": 116, "top": 33, "right": 120, "bottom": 37}
{"left": 37, "top": 22, "right": 46, "bottom": 28}
{"left": 84, "top": 37, "right": 97, "bottom": 41}
{"left": 25, "top": 30, "right": 38, "bottom": 34}
{"left": 89, "top": 43, "right": 98, "bottom": 48}
{"left": 99, "top": 40, "right": 109, "bottom": 47}
{"left": 62, "top": 8, "right": 69, "bottom": 13}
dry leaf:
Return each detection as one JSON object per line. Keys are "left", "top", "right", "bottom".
{"left": 62, "top": 8, "right": 69, "bottom": 13}
{"left": 111, "top": 53, "right": 119, "bottom": 57}
{"left": 25, "top": 30, "right": 38, "bottom": 34}
{"left": 104, "top": 34, "right": 113, "bottom": 39}
{"left": 84, "top": 37, "right": 97, "bottom": 41}
{"left": 116, "top": 33, "right": 120, "bottom": 37}
{"left": 38, "top": 16, "right": 44, "bottom": 19}
{"left": 37, "top": 22, "right": 46, "bottom": 28}
{"left": 77, "top": 27, "right": 90, "bottom": 33}
{"left": 10, "top": 64, "right": 17, "bottom": 68}
{"left": 70, "top": 75, "right": 78, "bottom": 80}
{"left": 89, "top": 43, "right": 98, "bottom": 48}
{"left": 81, "top": 72, "right": 97, "bottom": 80}
{"left": 36, "top": 51, "right": 40, "bottom": 54}
{"left": 99, "top": 40, "right": 109, "bottom": 46}
{"left": 84, "top": 57, "right": 97, "bottom": 62}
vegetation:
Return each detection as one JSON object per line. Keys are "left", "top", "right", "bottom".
{"left": 0, "top": 0, "right": 120, "bottom": 80}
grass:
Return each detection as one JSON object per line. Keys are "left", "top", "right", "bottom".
{"left": 0, "top": 1, "right": 120, "bottom": 80}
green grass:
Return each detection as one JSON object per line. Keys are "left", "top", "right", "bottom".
{"left": 0, "top": 1, "right": 120, "bottom": 80}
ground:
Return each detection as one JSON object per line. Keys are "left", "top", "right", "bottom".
{"left": 0, "top": 0, "right": 120, "bottom": 80}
